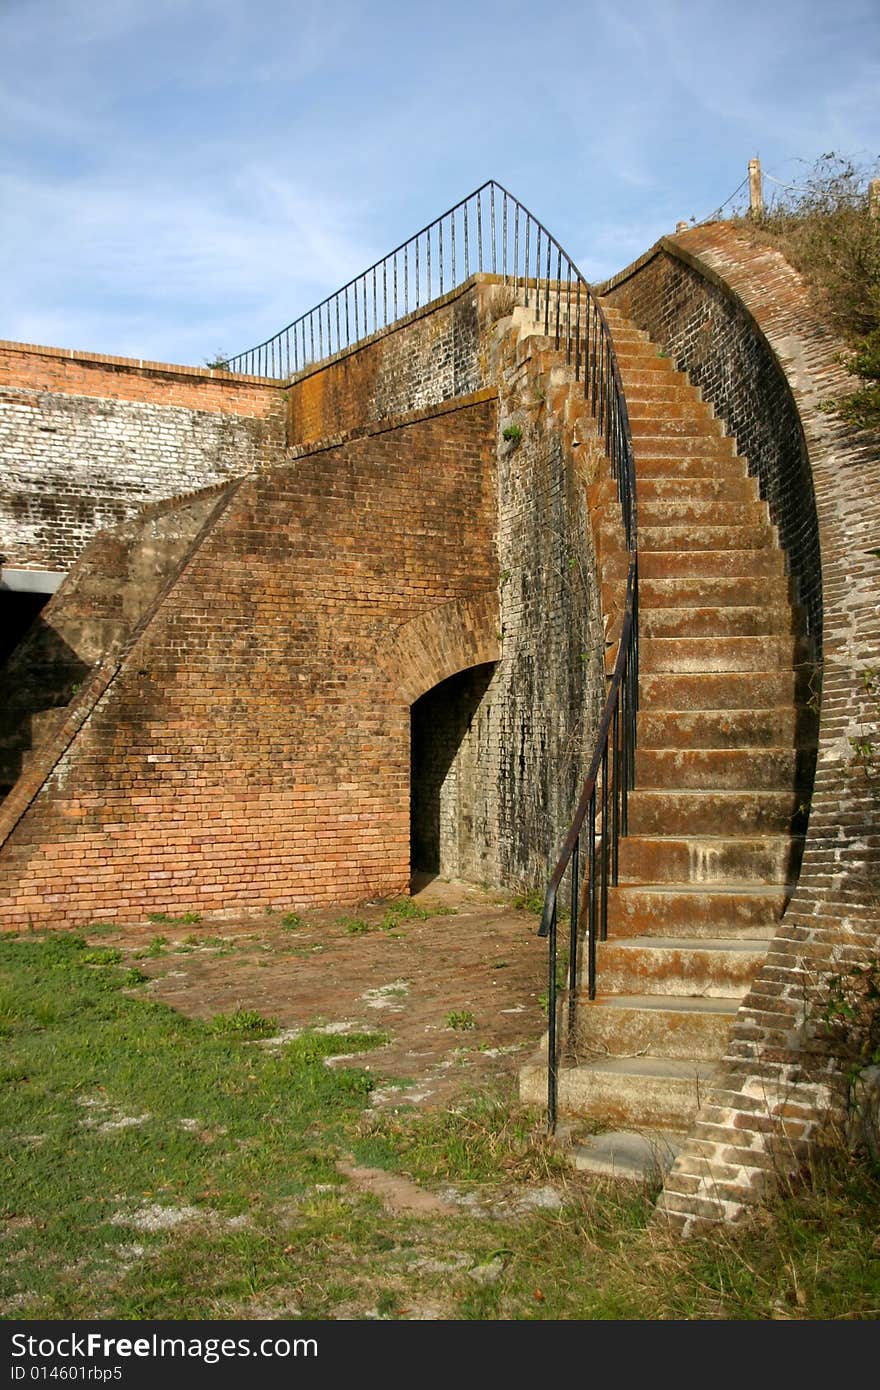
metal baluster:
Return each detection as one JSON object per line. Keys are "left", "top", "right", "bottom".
{"left": 575, "top": 280, "right": 581, "bottom": 381}
{"left": 524, "top": 217, "right": 530, "bottom": 308}
{"left": 612, "top": 696, "right": 620, "bottom": 884}
{"left": 345, "top": 288, "right": 350, "bottom": 348}
{"left": 362, "top": 276, "right": 367, "bottom": 338}
{"left": 404, "top": 244, "right": 409, "bottom": 315}
{"left": 544, "top": 237, "right": 551, "bottom": 335}
{"left": 547, "top": 899, "right": 557, "bottom": 1133}
{"left": 502, "top": 192, "right": 508, "bottom": 282}
{"left": 427, "top": 227, "right": 431, "bottom": 300}
{"left": 513, "top": 203, "right": 519, "bottom": 296}
{"left": 383, "top": 261, "right": 387, "bottom": 327}
{"left": 601, "top": 745, "right": 609, "bottom": 941}
{"left": 393, "top": 251, "right": 398, "bottom": 319}
{"left": 554, "top": 248, "right": 562, "bottom": 349}
{"left": 439, "top": 218, "right": 443, "bottom": 296}
{"left": 373, "top": 267, "right": 378, "bottom": 333}
{"left": 490, "top": 184, "right": 496, "bottom": 274}
{"left": 588, "top": 790, "right": 597, "bottom": 1000}
{"left": 477, "top": 189, "right": 483, "bottom": 272}
{"left": 310, "top": 312, "right": 315, "bottom": 364}
{"left": 451, "top": 210, "right": 455, "bottom": 287}
{"left": 535, "top": 227, "right": 542, "bottom": 325}
{"left": 336, "top": 297, "right": 341, "bottom": 354}
{"left": 567, "top": 837, "right": 579, "bottom": 1047}
{"left": 464, "top": 200, "right": 469, "bottom": 278}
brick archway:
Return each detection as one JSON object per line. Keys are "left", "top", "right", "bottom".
{"left": 376, "top": 590, "right": 500, "bottom": 706}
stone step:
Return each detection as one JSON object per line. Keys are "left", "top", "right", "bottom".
{"left": 638, "top": 475, "right": 760, "bottom": 503}
{"left": 639, "top": 635, "right": 808, "bottom": 674}
{"left": 634, "top": 452, "right": 749, "bottom": 478}
{"left": 606, "top": 883, "right": 789, "bottom": 938}
{"left": 638, "top": 575, "right": 797, "bottom": 608}
{"left": 596, "top": 936, "right": 768, "bottom": 997}
{"left": 520, "top": 1052, "right": 717, "bottom": 1129}
{"left": 568, "top": 1128, "right": 686, "bottom": 1182}
{"left": 612, "top": 345, "right": 679, "bottom": 366}
{"left": 639, "top": 523, "right": 775, "bottom": 552}
{"left": 593, "top": 474, "right": 759, "bottom": 507}
{"left": 639, "top": 606, "right": 800, "bottom": 639}
{"left": 636, "top": 706, "right": 812, "bottom": 748}
{"left": 629, "top": 413, "right": 726, "bottom": 438}
{"left": 572, "top": 994, "right": 739, "bottom": 1061}
{"left": 639, "top": 499, "right": 771, "bottom": 529}
{"left": 626, "top": 788, "right": 805, "bottom": 836}
{"left": 617, "top": 834, "right": 799, "bottom": 883}
{"left": 639, "top": 669, "right": 805, "bottom": 709}
{"left": 634, "top": 549, "right": 787, "bottom": 581}
{"left": 617, "top": 364, "right": 690, "bottom": 386}
{"left": 622, "top": 382, "right": 700, "bottom": 405}
{"left": 635, "top": 434, "right": 739, "bottom": 459}
{"left": 634, "top": 746, "right": 807, "bottom": 791}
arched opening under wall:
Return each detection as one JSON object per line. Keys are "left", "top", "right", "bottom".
{"left": 410, "top": 661, "right": 497, "bottom": 889}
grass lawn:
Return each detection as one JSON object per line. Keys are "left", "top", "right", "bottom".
{"left": 2, "top": 930, "right": 879, "bottom": 1320}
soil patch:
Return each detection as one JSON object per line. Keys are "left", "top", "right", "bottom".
{"left": 88, "top": 878, "right": 548, "bottom": 1112}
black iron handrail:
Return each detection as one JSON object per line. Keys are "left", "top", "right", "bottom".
{"left": 226, "top": 177, "right": 633, "bottom": 440}
{"left": 539, "top": 556, "right": 638, "bottom": 1133}
{"left": 227, "top": 178, "right": 639, "bottom": 1134}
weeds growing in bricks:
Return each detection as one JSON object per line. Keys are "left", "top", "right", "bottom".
{"left": 733, "top": 152, "right": 880, "bottom": 429}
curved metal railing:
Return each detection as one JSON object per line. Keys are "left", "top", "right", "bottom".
{"left": 227, "top": 179, "right": 627, "bottom": 419}
{"left": 227, "top": 180, "right": 639, "bottom": 1134}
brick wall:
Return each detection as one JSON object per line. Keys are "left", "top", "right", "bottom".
{"left": 0, "top": 398, "right": 500, "bottom": 926}
{"left": 0, "top": 342, "right": 284, "bottom": 572}
{"left": 0, "top": 486, "right": 228, "bottom": 796}
{"left": 601, "top": 240, "right": 823, "bottom": 659}
{"left": 602, "top": 225, "right": 880, "bottom": 1232}
{"left": 287, "top": 281, "right": 485, "bottom": 449}
{"left": 0, "top": 273, "right": 606, "bottom": 930}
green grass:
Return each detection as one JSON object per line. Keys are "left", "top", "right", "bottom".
{"left": 2, "top": 930, "right": 878, "bottom": 1320}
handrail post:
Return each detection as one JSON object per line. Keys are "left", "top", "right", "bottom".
{"left": 547, "top": 899, "right": 558, "bottom": 1134}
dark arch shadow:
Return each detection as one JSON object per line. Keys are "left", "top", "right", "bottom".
{"left": 410, "top": 661, "right": 496, "bottom": 883}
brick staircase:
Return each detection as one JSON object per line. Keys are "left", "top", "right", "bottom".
{"left": 514, "top": 296, "right": 817, "bottom": 1169}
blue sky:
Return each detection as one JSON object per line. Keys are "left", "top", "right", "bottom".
{"left": 2, "top": 0, "right": 878, "bottom": 367}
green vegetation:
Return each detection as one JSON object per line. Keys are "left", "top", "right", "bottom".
{"left": 148, "top": 911, "right": 202, "bottom": 926}
{"left": 444, "top": 1009, "right": 476, "bottom": 1031}
{"left": 1, "top": 930, "right": 878, "bottom": 1319}
{"left": 734, "top": 153, "right": 880, "bottom": 429}
{"left": 502, "top": 423, "right": 523, "bottom": 444}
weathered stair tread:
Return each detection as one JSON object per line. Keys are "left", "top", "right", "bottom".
{"left": 587, "top": 993, "right": 740, "bottom": 1014}
{"left": 570, "top": 1129, "right": 685, "bottom": 1181}
{"left": 515, "top": 299, "right": 812, "bottom": 1140}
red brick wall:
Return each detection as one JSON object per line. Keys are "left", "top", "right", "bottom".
{"left": 0, "top": 396, "right": 498, "bottom": 928}
{"left": 0, "top": 340, "right": 280, "bottom": 417}
{"left": 287, "top": 282, "right": 484, "bottom": 448}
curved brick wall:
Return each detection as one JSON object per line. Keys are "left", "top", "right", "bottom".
{"left": 605, "top": 224, "right": 880, "bottom": 1231}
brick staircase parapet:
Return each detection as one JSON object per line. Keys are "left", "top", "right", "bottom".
{"left": 599, "top": 223, "right": 880, "bottom": 1234}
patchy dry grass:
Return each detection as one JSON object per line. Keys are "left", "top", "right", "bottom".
{"left": 1, "top": 929, "right": 879, "bottom": 1320}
